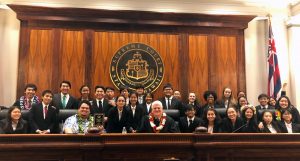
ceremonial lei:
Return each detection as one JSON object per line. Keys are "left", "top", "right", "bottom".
{"left": 149, "top": 113, "right": 167, "bottom": 133}
{"left": 76, "top": 114, "right": 94, "bottom": 134}
{"left": 19, "top": 95, "right": 39, "bottom": 110}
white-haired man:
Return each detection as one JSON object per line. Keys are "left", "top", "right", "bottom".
{"left": 138, "top": 100, "right": 179, "bottom": 133}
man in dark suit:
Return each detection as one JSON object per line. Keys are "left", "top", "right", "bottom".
{"left": 179, "top": 104, "right": 203, "bottom": 133}
{"left": 52, "top": 80, "right": 78, "bottom": 110}
{"left": 91, "top": 86, "right": 110, "bottom": 116}
{"left": 255, "top": 93, "right": 275, "bottom": 122}
{"left": 138, "top": 100, "right": 179, "bottom": 133}
{"left": 136, "top": 85, "right": 145, "bottom": 105}
{"left": 159, "top": 83, "right": 184, "bottom": 116}
{"left": 13, "top": 83, "right": 40, "bottom": 110}
{"left": 29, "top": 90, "right": 58, "bottom": 134}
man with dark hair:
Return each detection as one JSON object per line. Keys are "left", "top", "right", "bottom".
{"left": 29, "top": 90, "right": 58, "bottom": 134}
{"left": 91, "top": 86, "right": 110, "bottom": 116}
{"left": 256, "top": 93, "right": 274, "bottom": 110}
{"left": 105, "top": 87, "right": 116, "bottom": 107}
{"left": 52, "top": 80, "right": 78, "bottom": 110}
{"left": 159, "top": 83, "right": 183, "bottom": 115}
{"left": 136, "top": 85, "right": 145, "bottom": 105}
{"left": 179, "top": 104, "right": 203, "bottom": 133}
{"left": 13, "top": 83, "right": 40, "bottom": 110}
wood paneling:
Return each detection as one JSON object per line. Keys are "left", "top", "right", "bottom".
{"left": 92, "top": 32, "right": 179, "bottom": 99}
{"left": 60, "top": 30, "right": 85, "bottom": 96}
{"left": 11, "top": 5, "right": 253, "bottom": 103}
{"left": 27, "top": 29, "right": 54, "bottom": 96}
{"left": 2, "top": 134, "right": 300, "bottom": 161}
{"left": 188, "top": 35, "right": 208, "bottom": 103}
{"left": 213, "top": 36, "right": 238, "bottom": 99}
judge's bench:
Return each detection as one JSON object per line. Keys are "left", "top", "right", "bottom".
{"left": 0, "top": 133, "right": 300, "bottom": 161}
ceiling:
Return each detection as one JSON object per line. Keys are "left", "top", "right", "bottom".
{"left": 1, "top": 0, "right": 300, "bottom": 16}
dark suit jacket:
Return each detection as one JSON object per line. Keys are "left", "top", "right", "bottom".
{"left": 0, "top": 118, "right": 28, "bottom": 134}
{"left": 138, "top": 115, "right": 179, "bottom": 133}
{"left": 221, "top": 117, "right": 244, "bottom": 133}
{"left": 200, "top": 121, "right": 222, "bottom": 133}
{"left": 241, "top": 119, "right": 259, "bottom": 133}
{"left": 159, "top": 97, "right": 184, "bottom": 116}
{"left": 179, "top": 116, "right": 203, "bottom": 133}
{"left": 260, "top": 121, "right": 282, "bottom": 133}
{"left": 90, "top": 98, "right": 110, "bottom": 116}
{"left": 52, "top": 93, "right": 78, "bottom": 110}
{"left": 29, "top": 103, "right": 58, "bottom": 133}
{"left": 141, "top": 103, "right": 152, "bottom": 115}
{"left": 278, "top": 121, "right": 300, "bottom": 133}
{"left": 126, "top": 105, "right": 146, "bottom": 131}
{"left": 106, "top": 107, "right": 131, "bottom": 133}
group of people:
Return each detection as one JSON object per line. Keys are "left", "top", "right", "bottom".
{"left": 0, "top": 81, "right": 299, "bottom": 134}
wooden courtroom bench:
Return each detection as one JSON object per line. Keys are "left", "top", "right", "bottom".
{"left": 0, "top": 133, "right": 300, "bottom": 161}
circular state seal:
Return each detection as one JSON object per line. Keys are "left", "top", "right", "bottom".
{"left": 110, "top": 43, "right": 164, "bottom": 93}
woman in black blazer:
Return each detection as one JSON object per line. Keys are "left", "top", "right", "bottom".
{"left": 240, "top": 105, "right": 258, "bottom": 133}
{"left": 126, "top": 92, "right": 146, "bottom": 133}
{"left": 221, "top": 106, "right": 244, "bottom": 133}
{"left": 201, "top": 108, "right": 222, "bottom": 133}
{"left": 0, "top": 106, "right": 28, "bottom": 134}
{"left": 278, "top": 108, "right": 300, "bottom": 133}
{"left": 260, "top": 110, "right": 281, "bottom": 133}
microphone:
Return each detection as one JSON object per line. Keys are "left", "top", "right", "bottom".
{"left": 232, "top": 122, "right": 248, "bottom": 133}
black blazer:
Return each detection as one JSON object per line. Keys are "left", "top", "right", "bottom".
{"left": 90, "top": 98, "right": 110, "bottom": 116}
{"left": 200, "top": 121, "right": 222, "bottom": 133}
{"left": 221, "top": 117, "right": 244, "bottom": 133}
{"left": 241, "top": 119, "right": 259, "bottom": 133}
{"left": 278, "top": 121, "right": 300, "bottom": 133}
{"left": 260, "top": 121, "right": 282, "bottom": 133}
{"left": 28, "top": 103, "right": 58, "bottom": 133}
{"left": 126, "top": 105, "right": 146, "bottom": 131}
{"left": 106, "top": 107, "right": 131, "bottom": 133}
{"left": 52, "top": 93, "right": 78, "bottom": 110}
{"left": 159, "top": 97, "right": 184, "bottom": 116}
{"left": 138, "top": 115, "right": 179, "bottom": 133}
{"left": 0, "top": 118, "right": 28, "bottom": 134}
{"left": 178, "top": 116, "right": 203, "bottom": 133}
{"left": 141, "top": 103, "right": 152, "bottom": 115}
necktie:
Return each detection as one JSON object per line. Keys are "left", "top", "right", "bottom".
{"left": 98, "top": 100, "right": 103, "bottom": 112}
{"left": 44, "top": 106, "right": 48, "bottom": 119}
{"left": 62, "top": 95, "right": 67, "bottom": 108}
{"left": 189, "top": 120, "right": 193, "bottom": 127}
{"left": 168, "top": 98, "right": 171, "bottom": 109}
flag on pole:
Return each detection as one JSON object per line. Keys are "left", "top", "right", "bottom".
{"left": 267, "top": 22, "right": 281, "bottom": 98}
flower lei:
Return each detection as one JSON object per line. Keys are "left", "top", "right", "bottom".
{"left": 76, "top": 114, "right": 94, "bottom": 134}
{"left": 149, "top": 113, "right": 167, "bottom": 133}
{"left": 19, "top": 95, "right": 39, "bottom": 110}
{"left": 275, "top": 110, "right": 281, "bottom": 121}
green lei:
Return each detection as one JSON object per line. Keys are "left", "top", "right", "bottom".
{"left": 76, "top": 114, "right": 94, "bottom": 134}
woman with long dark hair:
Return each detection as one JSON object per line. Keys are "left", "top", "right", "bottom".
{"left": 240, "top": 105, "right": 258, "bottom": 133}
{"left": 0, "top": 106, "right": 28, "bottom": 134}
{"left": 201, "top": 108, "right": 221, "bottom": 133}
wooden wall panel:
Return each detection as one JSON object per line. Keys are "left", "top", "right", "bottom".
{"left": 60, "top": 30, "right": 85, "bottom": 96}
{"left": 188, "top": 35, "right": 208, "bottom": 103}
{"left": 11, "top": 6, "right": 252, "bottom": 104}
{"left": 27, "top": 29, "right": 54, "bottom": 96}
{"left": 213, "top": 36, "right": 238, "bottom": 100}
{"left": 92, "top": 32, "right": 179, "bottom": 99}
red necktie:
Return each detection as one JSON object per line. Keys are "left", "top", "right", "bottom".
{"left": 44, "top": 106, "right": 48, "bottom": 119}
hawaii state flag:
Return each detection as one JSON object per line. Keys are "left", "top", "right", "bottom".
{"left": 267, "top": 22, "right": 281, "bottom": 98}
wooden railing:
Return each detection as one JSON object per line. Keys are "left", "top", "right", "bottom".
{"left": 1, "top": 133, "right": 300, "bottom": 161}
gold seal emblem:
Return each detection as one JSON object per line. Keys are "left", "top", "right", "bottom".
{"left": 110, "top": 43, "right": 164, "bottom": 93}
